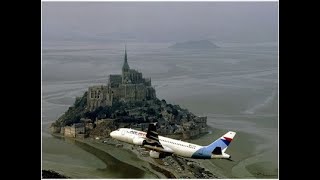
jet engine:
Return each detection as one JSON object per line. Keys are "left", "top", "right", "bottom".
{"left": 149, "top": 150, "right": 167, "bottom": 158}
{"left": 132, "top": 137, "right": 146, "bottom": 145}
{"left": 149, "top": 150, "right": 160, "bottom": 158}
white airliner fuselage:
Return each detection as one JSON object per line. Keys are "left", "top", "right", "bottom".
{"left": 110, "top": 127, "right": 236, "bottom": 159}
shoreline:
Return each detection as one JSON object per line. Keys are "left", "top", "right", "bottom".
{"left": 51, "top": 133, "right": 224, "bottom": 178}
{"left": 47, "top": 122, "right": 278, "bottom": 179}
{"left": 51, "top": 133, "right": 176, "bottom": 178}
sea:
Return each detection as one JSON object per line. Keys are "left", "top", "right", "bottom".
{"left": 42, "top": 40, "right": 278, "bottom": 178}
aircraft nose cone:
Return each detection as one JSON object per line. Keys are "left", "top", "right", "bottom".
{"left": 110, "top": 131, "right": 115, "bottom": 138}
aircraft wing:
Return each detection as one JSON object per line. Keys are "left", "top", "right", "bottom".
{"left": 145, "top": 123, "right": 163, "bottom": 147}
{"left": 143, "top": 123, "right": 173, "bottom": 153}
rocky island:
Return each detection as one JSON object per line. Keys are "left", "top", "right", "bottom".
{"left": 50, "top": 46, "right": 208, "bottom": 140}
{"left": 48, "top": 46, "right": 219, "bottom": 178}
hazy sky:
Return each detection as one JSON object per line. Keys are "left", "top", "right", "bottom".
{"left": 42, "top": 2, "right": 278, "bottom": 43}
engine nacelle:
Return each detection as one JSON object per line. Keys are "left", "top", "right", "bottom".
{"left": 132, "top": 137, "right": 145, "bottom": 145}
{"left": 149, "top": 150, "right": 160, "bottom": 159}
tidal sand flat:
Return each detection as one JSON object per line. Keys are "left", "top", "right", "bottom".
{"left": 42, "top": 41, "right": 278, "bottom": 178}
{"left": 43, "top": 133, "right": 159, "bottom": 178}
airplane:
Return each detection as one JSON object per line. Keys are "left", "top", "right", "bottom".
{"left": 110, "top": 123, "right": 236, "bottom": 159}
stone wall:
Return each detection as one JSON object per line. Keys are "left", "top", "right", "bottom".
{"left": 87, "top": 85, "right": 109, "bottom": 111}
{"left": 95, "top": 119, "right": 115, "bottom": 125}
{"left": 122, "top": 84, "right": 136, "bottom": 101}
{"left": 116, "top": 84, "right": 151, "bottom": 102}
{"left": 85, "top": 123, "right": 94, "bottom": 130}
{"left": 60, "top": 127, "right": 65, "bottom": 135}
{"left": 195, "top": 116, "right": 207, "bottom": 128}
{"left": 74, "top": 125, "right": 85, "bottom": 134}
{"left": 63, "top": 123, "right": 85, "bottom": 138}
{"left": 110, "top": 87, "right": 122, "bottom": 102}
{"left": 64, "top": 126, "right": 75, "bottom": 137}
{"left": 50, "top": 125, "right": 61, "bottom": 133}
{"left": 127, "top": 69, "right": 143, "bottom": 84}
{"left": 147, "top": 87, "right": 156, "bottom": 100}
{"left": 109, "top": 75, "right": 122, "bottom": 88}
{"left": 135, "top": 84, "right": 147, "bottom": 101}
{"left": 144, "top": 78, "right": 151, "bottom": 86}
{"left": 76, "top": 134, "right": 86, "bottom": 139}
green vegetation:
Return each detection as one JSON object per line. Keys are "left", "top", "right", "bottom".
{"left": 54, "top": 90, "right": 192, "bottom": 128}
{"left": 56, "top": 92, "right": 88, "bottom": 126}
{"left": 55, "top": 93, "right": 134, "bottom": 126}
{"left": 146, "top": 107, "right": 156, "bottom": 116}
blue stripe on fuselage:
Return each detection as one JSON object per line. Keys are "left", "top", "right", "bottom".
{"left": 191, "top": 148, "right": 211, "bottom": 159}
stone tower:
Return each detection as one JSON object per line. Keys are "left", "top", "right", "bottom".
{"left": 87, "top": 45, "right": 156, "bottom": 110}
{"left": 122, "top": 45, "right": 130, "bottom": 84}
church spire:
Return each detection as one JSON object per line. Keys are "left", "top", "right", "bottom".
{"left": 122, "top": 44, "right": 130, "bottom": 72}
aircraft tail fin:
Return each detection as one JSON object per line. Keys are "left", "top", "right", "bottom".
{"left": 205, "top": 131, "right": 236, "bottom": 154}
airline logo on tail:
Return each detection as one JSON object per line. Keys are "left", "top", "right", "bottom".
{"left": 222, "top": 136, "right": 233, "bottom": 144}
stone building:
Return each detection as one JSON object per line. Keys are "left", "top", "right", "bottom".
{"left": 64, "top": 123, "right": 85, "bottom": 138}
{"left": 80, "top": 118, "right": 94, "bottom": 131}
{"left": 87, "top": 46, "right": 156, "bottom": 111}
{"left": 194, "top": 116, "right": 207, "bottom": 128}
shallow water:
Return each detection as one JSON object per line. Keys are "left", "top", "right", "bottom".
{"left": 42, "top": 41, "right": 278, "bottom": 178}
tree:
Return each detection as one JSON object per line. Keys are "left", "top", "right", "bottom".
{"left": 57, "top": 91, "right": 88, "bottom": 126}
{"left": 146, "top": 108, "right": 156, "bottom": 116}
{"left": 157, "top": 113, "right": 163, "bottom": 119}
{"left": 172, "top": 108, "right": 179, "bottom": 116}
{"left": 154, "top": 98, "right": 161, "bottom": 105}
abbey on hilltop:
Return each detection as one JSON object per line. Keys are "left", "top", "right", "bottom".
{"left": 51, "top": 45, "right": 208, "bottom": 140}
{"left": 87, "top": 46, "right": 156, "bottom": 110}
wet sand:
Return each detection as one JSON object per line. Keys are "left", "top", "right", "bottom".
{"left": 189, "top": 124, "right": 277, "bottom": 178}
{"left": 49, "top": 122, "right": 276, "bottom": 179}
{"left": 42, "top": 41, "right": 278, "bottom": 178}
{"left": 44, "top": 119, "right": 277, "bottom": 179}
{"left": 50, "top": 133, "right": 178, "bottom": 178}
